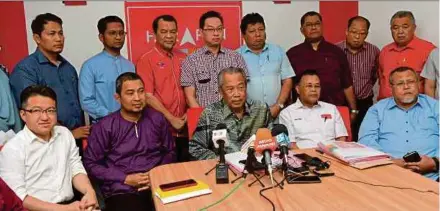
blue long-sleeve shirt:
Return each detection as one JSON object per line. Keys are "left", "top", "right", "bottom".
{"left": 359, "top": 94, "right": 439, "bottom": 180}
{"left": 9, "top": 49, "right": 82, "bottom": 130}
{"left": 0, "top": 70, "right": 21, "bottom": 133}
{"left": 79, "top": 51, "right": 134, "bottom": 120}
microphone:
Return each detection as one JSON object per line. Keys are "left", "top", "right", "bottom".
{"left": 212, "top": 123, "right": 229, "bottom": 184}
{"left": 272, "top": 124, "right": 290, "bottom": 168}
{"left": 254, "top": 128, "right": 277, "bottom": 186}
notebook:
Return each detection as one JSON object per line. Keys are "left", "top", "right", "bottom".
{"left": 155, "top": 180, "right": 212, "bottom": 204}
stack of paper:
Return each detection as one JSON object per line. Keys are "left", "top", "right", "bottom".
{"left": 317, "top": 141, "right": 392, "bottom": 169}
{"left": 155, "top": 180, "right": 212, "bottom": 204}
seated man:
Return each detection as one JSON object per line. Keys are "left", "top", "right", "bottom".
{"left": 0, "top": 85, "right": 97, "bottom": 210}
{"left": 83, "top": 72, "right": 176, "bottom": 211}
{"left": 189, "top": 67, "right": 273, "bottom": 160}
{"left": 359, "top": 66, "right": 439, "bottom": 180}
{"left": 279, "top": 69, "right": 348, "bottom": 149}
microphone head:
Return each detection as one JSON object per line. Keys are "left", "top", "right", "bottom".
{"left": 271, "top": 124, "right": 289, "bottom": 136}
{"left": 215, "top": 123, "right": 227, "bottom": 130}
{"left": 212, "top": 123, "right": 229, "bottom": 148}
{"left": 254, "top": 128, "right": 277, "bottom": 154}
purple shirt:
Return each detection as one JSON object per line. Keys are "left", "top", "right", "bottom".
{"left": 287, "top": 39, "right": 353, "bottom": 106}
{"left": 83, "top": 108, "right": 176, "bottom": 198}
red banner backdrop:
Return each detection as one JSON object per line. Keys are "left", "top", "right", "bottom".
{"left": 125, "top": 1, "right": 242, "bottom": 64}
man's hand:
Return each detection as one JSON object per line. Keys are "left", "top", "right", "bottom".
{"left": 64, "top": 201, "right": 81, "bottom": 211}
{"left": 71, "top": 126, "right": 91, "bottom": 139}
{"left": 269, "top": 105, "right": 281, "bottom": 118}
{"left": 350, "top": 113, "right": 357, "bottom": 122}
{"left": 392, "top": 158, "right": 406, "bottom": 168}
{"left": 169, "top": 115, "right": 187, "bottom": 131}
{"left": 124, "top": 172, "right": 150, "bottom": 191}
{"left": 405, "top": 155, "right": 436, "bottom": 174}
{"left": 79, "top": 190, "right": 98, "bottom": 211}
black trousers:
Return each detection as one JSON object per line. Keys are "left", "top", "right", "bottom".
{"left": 175, "top": 136, "right": 190, "bottom": 162}
{"left": 352, "top": 96, "right": 373, "bottom": 142}
{"left": 105, "top": 191, "right": 155, "bottom": 211}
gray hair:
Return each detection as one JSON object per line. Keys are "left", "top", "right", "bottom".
{"left": 217, "top": 67, "right": 247, "bottom": 88}
{"left": 389, "top": 66, "right": 418, "bottom": 85}
{"left": 390, "top": 11, "right": 416, "bottom": 25}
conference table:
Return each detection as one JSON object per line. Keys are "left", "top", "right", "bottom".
{"left": 150, "top": 149, "right": 439, "bottom": 211}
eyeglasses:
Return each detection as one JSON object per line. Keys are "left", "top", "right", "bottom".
{"left": 203, "top": 27, "right": 224, "bottom": 34}
{"left": 303, "top": 22, "right": 321, "bottom": 28}
{"left": 391, "top": 80, "right": 417, "bottom": 88}
{"left": 107, "top": 30, "right": 127, "bottom": 37}
{"left": 22, "top": 108, "right": 57, "bottom": 116}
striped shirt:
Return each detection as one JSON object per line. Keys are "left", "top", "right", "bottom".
{"left": 189, "top": 99, "right": 272, "bottom": 160}
{"left": 337, "top": 41, "right": 380, "bottom": 100}
{"left": 180, "top": 46, "right": 248, "bottom": 107}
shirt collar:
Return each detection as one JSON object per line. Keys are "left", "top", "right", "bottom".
{"left": 222, "top": 99, "right": 251, "bottom": 120}
{"left": 243, "top": 43, "right": 269, "bottom": 54}
{"left": 390, "top": 36, "right": 420, "bottom": 51}
{"left": 202, "top": 46, "right": 226, "bottom": 55}
{"left": 23, "top": 125, "right": 61, "bottom": 144}
{"left": 292, "top": 99, "right": 322, "bottom": 110}
{"left": 387, "top": 95, "right": 422, "bottom": 110}
{"left": 35, "top": 48, "right": 66, "bottom": 64}
{"left": 304, "top": 37, "right": 326, "bottom": 50}
{"left": 341, "top": 40, "right": 367, "bottom": 52}
{"left": 101, "top": 50, "right": 122, "bottom": 60}
{"left": 154, "top": 42, "right": 174, "bottom": 58}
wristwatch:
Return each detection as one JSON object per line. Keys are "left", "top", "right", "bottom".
{"left": 278, "top": 103, "right": 285, "bottom": 109}
{"left": 432, "top": 157, "right": 439, "bottom": 171}
{"left": 350, "top": 109, "right": 359, "bottom": 114}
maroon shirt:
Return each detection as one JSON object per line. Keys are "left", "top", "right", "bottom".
{"left": 0, "top": 178, "right": 27, "bottom": 211}
{"left": 287, "top": 39, "right": 353, "bottom": 106}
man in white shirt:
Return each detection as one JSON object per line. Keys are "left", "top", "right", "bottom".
{"left": 0, "top": 85, "right": 97, "bottom": 211}
{"left": 279, "top": 69, "right": 347, "bottom": 149}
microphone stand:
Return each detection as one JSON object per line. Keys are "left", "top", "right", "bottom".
{"left": 248, "top": 153, "right": 284, "bottom": 189}
{"left": 231, "top": 147, "right": 265, "bottom": 187}
{"left": 205, "top": 140, "right": 237, "bottom": 177}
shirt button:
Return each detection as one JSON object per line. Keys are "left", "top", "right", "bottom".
{"left": 65, "top": 91, "right": 69, "bottom": 94}
{"left": 70, "top": 102, "right": 74, "bottom": 106}
{"left": 215, "top": 91, "right": 218, "bottom": 94}
{"left": 406, "top": 121, "right": 408, "bottom": 124}
{"left": 406, "top": 131, "right": 408, "bottom": 133}
{"left": 406, "top": 140, "right": 409, "bottom": 142}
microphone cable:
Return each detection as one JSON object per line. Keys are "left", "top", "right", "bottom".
{"left": 334, "top": 175, "right": 439, "bottom": 195}
{"left": 198, "top": 178, "right": 246, "bottom": 211}
{"left": 259, "top": 176, "right": 288, "bottom": 211}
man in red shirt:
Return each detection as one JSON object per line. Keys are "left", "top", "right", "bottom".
{"left": 378, "top": 11, "right": 436, "bottom": 100}
{"left": 136, "top": 15, "right": 188, "bottom": 162}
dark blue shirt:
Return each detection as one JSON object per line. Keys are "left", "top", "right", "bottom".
{"left": 10, "top": 49, "right": 82, "bottom": 129}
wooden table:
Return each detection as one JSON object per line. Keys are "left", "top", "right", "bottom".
{"left": 150, "top": 150, "right": 439, "bottom": 211}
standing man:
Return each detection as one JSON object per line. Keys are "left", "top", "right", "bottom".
{"left": 181, "top": 10, "right": 248, "bottom": 108}
{"left": 137, "top": 15, "right": 189, "bottom": 162}
{"left": 237, "top": 13, "right": 295, "bottom": 119}
{"left": 79, "top": 16, "right": 135, "bottom": 122}
{"left": 421, "top": 48, "right": 439, "bottom": 99}
{"left": 9, "top": 13, "right": 90, "bottom": 142}
{"left": 83, "top": 73, "right": 175, "bottom": 211}
{"left": 0, "top": 67, "right": 21, "bottom": 133}
{"left": 337, "top": 16, "right": 380, "bottom": 141}
{"left": 286, "top": 11, "right": 358, "bottom": 122}
{"left": 377, "top": 11, "right": 436, "bottom": 100}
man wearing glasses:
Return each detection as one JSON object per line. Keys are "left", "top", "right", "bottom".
{"left": 0, "top": 85, "right": 98, "bottom": 210}
{"left": 336, "top": 16, "right": 380, "bottom": 142}
{"left": 79, "top": 16, "right": 135, "bottom": 122}
{"left": 181, "top": 10, "right": 248, "bottom": 108}
{"left": 359, "top": 66, "right": 439, "bottom": 181}
{"left": 286, "top": 11, "right": 358, "bottom": 123}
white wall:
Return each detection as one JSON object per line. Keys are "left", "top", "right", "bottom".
{"left": 359, "top": 0, "right": 439, "bottom": 49}
{"left": 24, "top": 1, "right": 127, "bottom": 72}
{"left": 242, "top": 1, "right": 319, "bottom": 51}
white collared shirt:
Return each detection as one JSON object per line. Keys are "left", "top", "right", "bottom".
{"left": 0, "top": 125, "right": 87, "bottom": 203}
{"left": 279, "top": 100, "right": 348, "bottom": 149}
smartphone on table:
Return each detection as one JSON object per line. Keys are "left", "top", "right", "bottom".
{"left": 159, "top": 179, "right": 197, "bottom": 192}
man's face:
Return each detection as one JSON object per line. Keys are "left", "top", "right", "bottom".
{"left": 100, "top": 22, "right": 125, "bottom": 51}
{"left": 201, "top": 17, "right": 224, "bottom": 47}
{"left": 220, "top": 72, "right": 247, "bottom": 110}
{"left": 301, "top": 15, "right": 323, "bottom": 42}
{"left": 243, "top": 22, "right": 266, "bottom": 51}
{"left": 390, "top": 70, "right": 419, "bottom": 105}
{"left": 33, "top": 21, "right": 64, "bottom": 54}
{"left": 346, "top": 19, "right": 368, "bottom": 49}
{"left": 155, "top": 19, "right": 178, "bottom": 51}
{"left": 116, "top": 80, "right": 146, "bottom": 113}
{"left": 391, "top": 17, "right": 416, "bottom": 47}
{"left": 296, "top": 75, "right": 321, "bottom": 105}
{"left": 20, "top": 95, "right": 57, "bottom": 139}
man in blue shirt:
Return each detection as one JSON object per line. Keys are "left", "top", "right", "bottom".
{"left": 237, "top": 13, "right": 295, "bottom": 118}
{"left": 359, "top": 66, "right": 439, "bottom": 180}
{"left": 9, "top": 13, "right": 89, "bottom": 140}
{"left": 79, "top": 16, "right": 135, "bottom": 122}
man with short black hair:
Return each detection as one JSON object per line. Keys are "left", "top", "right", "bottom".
{"left": 336, "top": 15, "right": 380, "bottom": 141}
{"left": 237, "top": 13, "right": 295, "bottom": 119}
{"left": 84, "top": 72, "right": 175, "bottom": 211}
{"left": 181, "top": 10, "right": 248, "bottom": 108}
{"left": 286, "top": 11, "right": 358, "bottom": 122}
{"left": 79, "top": 15, "right": 135, "bottom": 122}
{"left": 0, "top": 85, "right": 97, "bottom": 211}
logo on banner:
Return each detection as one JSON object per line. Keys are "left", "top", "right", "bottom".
{"left": 125, "top": 1, "right": 242, "bottom": 63}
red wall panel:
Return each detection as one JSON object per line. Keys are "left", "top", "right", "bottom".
{"left": 319, "top": 1, "right": 358, "bottom": 44}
